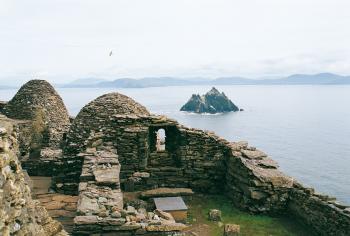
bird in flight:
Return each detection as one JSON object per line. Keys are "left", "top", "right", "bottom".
{"left": 109, "top": 50, "right": 113, "bottom": 56}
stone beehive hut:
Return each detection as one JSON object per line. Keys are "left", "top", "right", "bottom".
{"left": 3, "top": 80, "right": 70, "bottom": 148}
{"left": 65, "top": 92, "right": 150, "bottom": 154}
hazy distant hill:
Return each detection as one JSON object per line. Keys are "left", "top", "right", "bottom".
{"left": 211, "top": 73, "right": 350, "bottom": 85}
{"left": 62, "top": 78, "right": 108, "bottom": 87}
{"left": 260, "top": 73, "right": 350, "bottom": 85}
{"left": 56, "top": 73, "right": 350, "bottom": 88}
{"left": 98, "top": 77, "right": 200, "bottom": 88}
{"left": 3, "top": 73, "right": 350, "bottom": 89}
{"left": 211, "top": 77, "right": 255, "bottom": 85}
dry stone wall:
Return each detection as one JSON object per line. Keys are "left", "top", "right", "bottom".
{"left": 55, "top": 113, "right": 230, "bottom": 195}
{"left": 73, "top": 142, "right": 187, "bottom": 235}
{"left": 22, "top": 148, "right": 64, "bottom": 176}
{"left": 0, "top": 115, "right": 67, "bottom": 236}
{"left": 225, "top": 141, "right": 293, "bottom": 213}
{"left": 288, "top": 181, "right": 350, "bottom": 236}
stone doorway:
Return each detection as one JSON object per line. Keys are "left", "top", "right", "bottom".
{"left": 156, "top": 128, "right": 166, "bottom": 151}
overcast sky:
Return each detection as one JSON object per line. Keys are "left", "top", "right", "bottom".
{"left": 1, "top": 0, "right": 350, "bottom": 83}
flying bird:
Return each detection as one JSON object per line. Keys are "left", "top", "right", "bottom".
{"left": 109, "top": 50, "right": 113, "bottom": 56}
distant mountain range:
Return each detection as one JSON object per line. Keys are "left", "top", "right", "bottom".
{"left": 60, "top": 73, "right": 350, "bottom": 88}
{"left": 1, "top": 73, "right": 350, "bottom": 89}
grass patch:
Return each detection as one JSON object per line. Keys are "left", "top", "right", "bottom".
{"left": 186, "top": 194, "right": 313, "bottom": 236}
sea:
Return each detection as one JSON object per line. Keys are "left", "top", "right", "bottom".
{"left": 1, "top": 85, "right": 349, "bottom": 204}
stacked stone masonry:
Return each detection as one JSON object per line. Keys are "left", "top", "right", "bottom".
{"left": 73, "top": 141, "right": 187, "bottom": 235}
{"left": 0, "top": 115, "right": 68, "bottom": 236}
{"left": 2, "top": 80, "right": 70, "bottom": 156}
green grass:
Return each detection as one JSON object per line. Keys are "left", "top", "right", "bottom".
{"left": 186, "top": 194, "right": 313, "bottom": 236}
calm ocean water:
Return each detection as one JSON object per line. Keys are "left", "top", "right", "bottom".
{"left": 1, "top": 85, "right": 350, "bottom": 204}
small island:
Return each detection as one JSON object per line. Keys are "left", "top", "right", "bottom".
{"left": 180, "top": 87, "right": 240, "bottom": 113}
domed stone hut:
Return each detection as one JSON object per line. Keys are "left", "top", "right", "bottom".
{"left": 65, "top": 92, "right": 150, "bottom": 154}
{"left": 3, "top": 80, "right": 70, "bottom": 151}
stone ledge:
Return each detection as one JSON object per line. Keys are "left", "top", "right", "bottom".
{"left": 140, "top": 188, "right": 194, "bottom": 199}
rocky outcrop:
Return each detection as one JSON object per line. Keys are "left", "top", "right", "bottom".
{"left": 180, "top": 87, "right": 239, "bottom": 113}
{"left": 0, "top": 116, "right": 67, "bottom": 236}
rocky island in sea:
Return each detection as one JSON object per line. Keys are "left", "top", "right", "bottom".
{"left": 180, "top": 87, "right": 240, "bottom": 113}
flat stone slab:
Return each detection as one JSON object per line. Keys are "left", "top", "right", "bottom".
{"left": 77, "top": 195, "right": 99, "bottom": 215}
{"left": 93, "top": 166, "right": 120, "bottom": 184}
{"left": 146, "top": 223, "right": 187, "bottom": 232}
{"left": 255, "top": 158, "right": 279, "bottom": 169}
{"left": 252, "top": 167, "right": 294, "bottom": 188}
{"left": 241, "top": 149, "right": 267, "bottom": 159}
{"left": 154, "top": 197, "right": 188, "bottom": 211}
{"left": 140, "top": 188, "right": 194, "bottom": 199}
{"left": 40, "top": 148, "right": 63, "bottom": 160}
{"left": 74, "top": 215, "right": 99, "bottom": 225}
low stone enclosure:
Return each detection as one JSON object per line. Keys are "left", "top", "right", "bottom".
{"left": 1, "top": 80, "right": 350, "bottom": 235}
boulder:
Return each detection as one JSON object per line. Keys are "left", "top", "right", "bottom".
{"left": 224, "top": 224, "right": 240, "bottom": 236}
{"left": 155, "top": 209, "right": 175, "bottom": 221}
{"left": 208, "top": 209, "right": 222, "bottom": 221}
